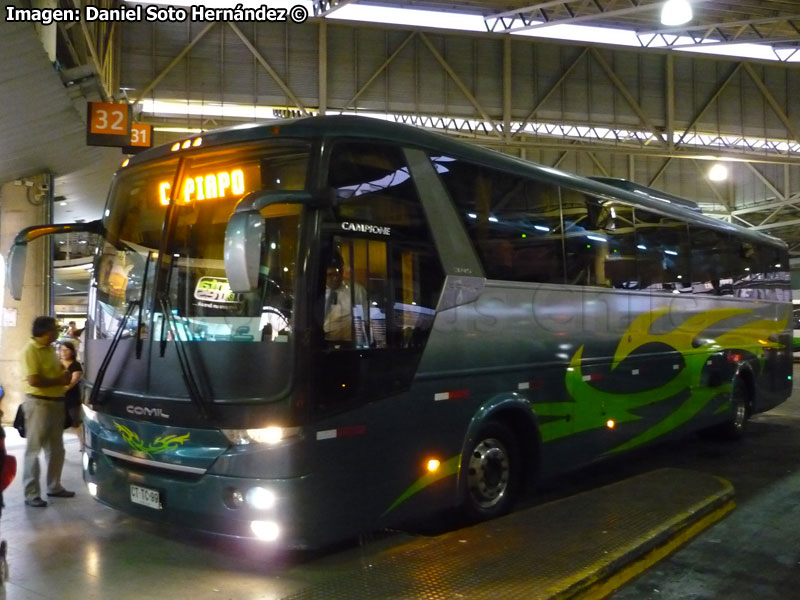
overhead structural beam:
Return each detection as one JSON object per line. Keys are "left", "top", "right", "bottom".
{"left": 489, "top": 2, "right": 660, "bottom": 34}
{"left": 418, "top": 33, "right": 502, "bottom": 138}
{"left": 312, "top": 0, "right": 353, "bottom": 17}
{"left": 640, "top": 15, "right": 800, "bottom": 37}
{"left": 732, "top": 195, "right": 800, "bottom": 217}
{"left": 71, "top": 0, "right": 112, "bottom": 101}
{"left": 589, "top": 48, "right": 666, "bottom": 146}
{"left": 746, "top": 163, "right": 785, "bottom": 202}
{"left": 132, "top": 22, "right": 216, "bottom": 106}
{"left": 512, "top": 47, "right": 589, "bottom": 140}
{"left": 340, "top": 32, "right": 416, "bottom": 111}
{"left": 586, "top": 152, "right": 610, "bottom": 177}
{"left": 751, "top": 218, "right": 800, "bottom": 232}
{"left": 675, "top": 64, "right": 741, "bottom": 147}
{"left": 228, "top": 23, "right": 309, "bottom": 116}
{"left": 742, "top": 63, "right": 800, "bottom": 145}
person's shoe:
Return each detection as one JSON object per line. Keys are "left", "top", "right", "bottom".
{"left": 24, "top": 497, "right": 47, "bottom": 507}
{"left": 46, "top": 489, "right": 75, "bottom": 498}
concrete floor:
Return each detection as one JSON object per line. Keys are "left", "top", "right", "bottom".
{"left": 2, "top": 366, "right": 800, "bottom": 599}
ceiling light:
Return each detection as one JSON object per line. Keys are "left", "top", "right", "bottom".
{"left": 661, "top": 0, "right": 692, "bottom": 26}
{"left": 708, "top": 163, "right": 728, "bottom": 182}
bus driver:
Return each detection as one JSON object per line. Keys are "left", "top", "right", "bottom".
{"left": 323, "top": 252, "right": 369, "bottom": 347}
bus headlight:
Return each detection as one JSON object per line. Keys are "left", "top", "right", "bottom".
{"left": 246, "top": 487, "right": 276, "bottom": 510}
{"left": 250, "top": 520, "right": 280, "bottom": 542}
{"left": 221, "top": 426, "right": 301, "bottom": 446}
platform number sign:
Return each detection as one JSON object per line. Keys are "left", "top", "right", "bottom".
{"left": 86, "top": 102, "right": 131, "bottom": 148}
{"left": 122, "top": 123, "right": 153, "bottom": 155}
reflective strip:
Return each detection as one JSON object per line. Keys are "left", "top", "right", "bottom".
{"left": 632, "top": 369, "right": 640, "bottom": 375}
{"left": 434, "top": 389, "right": 469, "bottom": 401}
{"left": 673, "top": 364, "right": 680, "bottom": 370}
{"left": 518, "top": 382, "right": 530, "bottom": 390}
{"left": 582, "top": 375, "right": 592, "bottom": 382}
{"left": 316, "top": 426, "right": 366, "bottom": 441}
{"left": 102, "top": 449, "right": 207, "bottom": 474}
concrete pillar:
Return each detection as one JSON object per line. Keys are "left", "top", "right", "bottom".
{"left": 0, "top": 175, "right": 51, "bottom": 425}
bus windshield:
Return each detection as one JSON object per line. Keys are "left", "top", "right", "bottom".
{"left": 93, "top": 140, "right": 310, "bottom": 346}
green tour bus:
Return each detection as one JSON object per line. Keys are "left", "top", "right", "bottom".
{"left": 8, "top": 115, "right": 792, "bottom": 548}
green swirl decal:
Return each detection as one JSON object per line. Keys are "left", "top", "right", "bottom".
{"left": 114, "top": 422, "right": 190, "bottom": 458}
{"left": 535, "top": 306, "right": 788, "bottom": 454}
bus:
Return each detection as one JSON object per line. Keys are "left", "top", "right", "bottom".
{"left": 8, "top": 115, "right": 792, "bottom": 548}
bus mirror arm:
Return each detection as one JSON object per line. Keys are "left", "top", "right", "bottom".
{"left": 7, "top": 220, "right": 103, "bottom": 301}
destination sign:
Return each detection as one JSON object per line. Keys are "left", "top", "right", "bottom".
{"left": 159, "top": 168, "right": 246, "bottom": 205}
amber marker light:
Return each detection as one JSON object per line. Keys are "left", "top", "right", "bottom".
{"left": 193, "top": 137, "right": 203, "bottom": 147}
{"left": 427, "top": 459, "right": 441, "bottom": 472}
{"left": 121, "top": 158, "right": 130, "bottom": 168}
{"left": 606, "top": 419, "right": 616, "bottom": 429}
{"left": 171, "top": 142, "right": 181, "bottom": 152}
{"left": 181, "top": 140, "right": 191, "bottom": 149}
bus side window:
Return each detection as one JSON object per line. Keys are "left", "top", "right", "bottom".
{"left": 562, "top": 189, "right": 605, "bottom": 287}
{"left": 689, "top": 226, "right": 733, "bottom": 296}
{"left": 634, "top": 209, "right": 690, "bottom": 292}
{"left": 431, "top": 156, "right": 564, "bottom": 284}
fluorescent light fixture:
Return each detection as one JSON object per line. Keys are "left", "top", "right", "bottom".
{"left": 664, "top": 250, "right": 679, "bottom": 256}
{"left": 708, "top": 163, "right": 729, "bottom": 181}
{"left": 121, "top": 0, "right": 798, "bottom": 63}
{"left": 534, "top": 225, "right": 550, "bottom": 232}
{"left": 637, "top": 244, "right": 647, "bottom": 250}
{"left": 587, "top": 235, "right": 607, "bottom": 243}
{"left": 661, "top": 0, "right": 692, "bottom": 26}
{"left": 328, "top": 3, "right": 486, "bottom": 32}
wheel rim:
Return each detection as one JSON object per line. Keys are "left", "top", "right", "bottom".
{"left": 732, "top": 380, "right": 748, "bottom": 431}
{"left": 467, "top": 437, "right": 510, "bottom": 509}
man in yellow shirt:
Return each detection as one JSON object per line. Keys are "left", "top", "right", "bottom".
{"left": 22, "top": 316, "right": 73, "bottom": 508}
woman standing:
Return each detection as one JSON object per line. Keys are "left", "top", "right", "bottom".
{"left": 58, "top": 342, "right": 83, "bottom": 451}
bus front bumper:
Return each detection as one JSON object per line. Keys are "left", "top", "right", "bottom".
{"left": 82, "top": 447, "right": 314, "bottom": 548}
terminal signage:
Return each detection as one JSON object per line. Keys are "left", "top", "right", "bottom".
{"left": 86, "top": 102, "right": 131, "bottom": 147}
{"left": 122, "top": 123, "right": 153, "bottom": 154}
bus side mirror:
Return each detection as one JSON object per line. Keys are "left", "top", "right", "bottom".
{"left": 7, "top": 242, "right": 27, "bottom": 301}
{"left": 224, "top": 210, "right": 264, "bottom": 292}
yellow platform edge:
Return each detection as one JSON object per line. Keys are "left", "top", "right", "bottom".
{"left": 553, "top": 476, "right": 736, "bottom": 600}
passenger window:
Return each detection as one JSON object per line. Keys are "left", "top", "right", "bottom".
{"left": 761, "top": 245, "right": 791, "bottom": 301}
{"left": 634, "top": 209, "right": 690, "bottom": 292}
{"left": 689, "top": 226, "right": 733, "bottom": 296}
{"left": 431, "top": 156, "right": 564, "bottom": 284}
{"left": 561, "top": 189, "right": 608, "bottom": 287}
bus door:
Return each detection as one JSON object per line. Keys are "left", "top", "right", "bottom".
{"left": 309, "top": 232, "right": 441, "bottom": 525}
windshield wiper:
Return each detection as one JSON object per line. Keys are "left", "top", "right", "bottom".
{"left": 135, "top": 251, "right": 154, "bottom": 359}
{"left": 88, "top": 299, "right": 139, "bottom": 407}
{"left": 158, "top": 294, "right": 212, "bottom": 421}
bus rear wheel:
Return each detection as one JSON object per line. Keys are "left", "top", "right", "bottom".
{"left": 462, "top": 422, "right": 520, "bottom": 522}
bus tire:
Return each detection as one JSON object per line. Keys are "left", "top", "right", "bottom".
{"left": 718, "top": 374, "right": 750, "bottom": 440}
{"left": 461, "top": 421, "right": 520, "bottom": 522}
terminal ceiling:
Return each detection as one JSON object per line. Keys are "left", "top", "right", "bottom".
{"left": 3, "top": 0, "right": 800, "bottom": 253}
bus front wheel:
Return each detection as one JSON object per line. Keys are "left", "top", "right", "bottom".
{"left": 462, "top": 421, "right": 520, "bottom": 522}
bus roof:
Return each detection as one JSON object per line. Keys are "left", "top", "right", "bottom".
{"left": 126, "top": 115, "right": 785, "bottom": 250}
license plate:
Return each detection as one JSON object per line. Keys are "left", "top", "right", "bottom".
{"left": 130, "top": 484, "right": 162, "bottom": 510}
